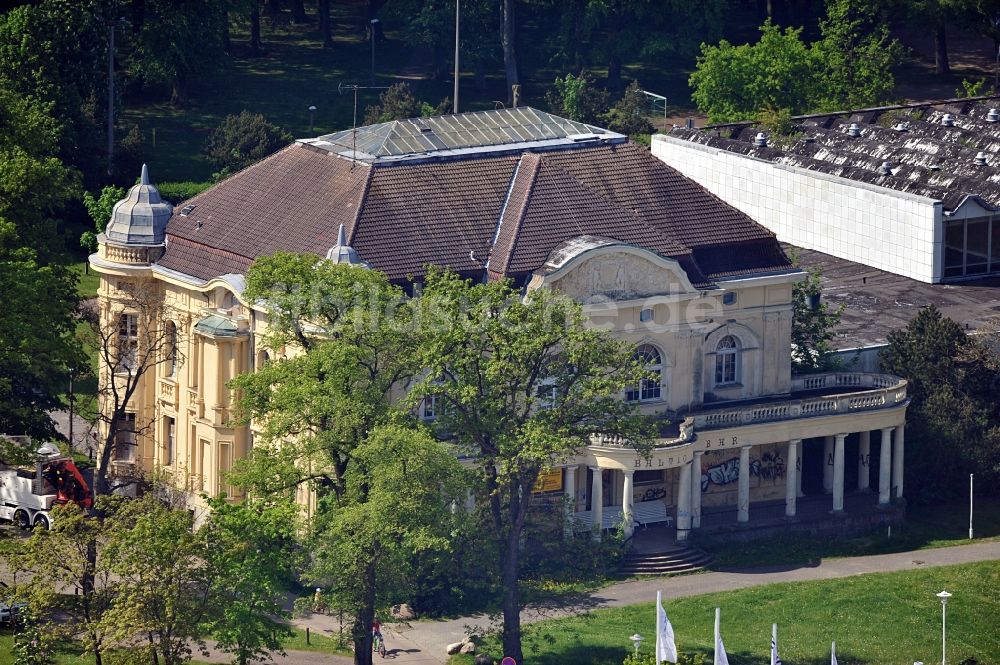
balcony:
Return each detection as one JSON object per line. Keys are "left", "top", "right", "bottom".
{"left": 158, "top": 378, "right": 178, "bottom": 409}
{"left": 589, "top": 372, "right": 906, "bottom": 449}
{"left": 692, "top": 372, "right": 906, "bottom": 430}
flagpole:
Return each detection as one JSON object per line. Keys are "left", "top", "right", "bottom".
{"left": 656, "top": 591, "right": 663, "bottom": 665}
{"left": 831, "top": 640, "right": 838, "bottom": 665}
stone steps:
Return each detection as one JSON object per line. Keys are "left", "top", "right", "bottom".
{"left": 618, "top": 546, "right": 714, "bottom": 577}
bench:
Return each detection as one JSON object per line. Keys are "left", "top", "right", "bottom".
{"left": 572, "top": 502, "right": 673, "bottom": 531}
{"left": 633, "top": 501, "right": 672, "bottom": 528}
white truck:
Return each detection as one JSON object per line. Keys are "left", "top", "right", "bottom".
{"left": 0, "top": 441, "right": 92, "bottom": 530}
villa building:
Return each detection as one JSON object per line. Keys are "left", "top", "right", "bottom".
{"left": 90, "top": 107, "right": 908, "bottom": 540}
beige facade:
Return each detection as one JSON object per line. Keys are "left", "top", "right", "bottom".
{"left": 92, "top": 227, "right": 908, "bottom": 535}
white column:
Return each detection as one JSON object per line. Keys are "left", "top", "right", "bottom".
{"left": 563, "top": 465, "right": 577, "bottom": 537}
{"left": 737, "top": 445, "right": 751, "bottom": 523}
{"left": 622, "top": 468, "right": 634, "bottom": 539}
{"left": 677, "top": 462, "right": 692, "bottom": 541}
{"left": 590, "top": 466, "right": 603, "bottom": 540}
{"left": 822, "top": 435, "right": 834, "bottom": 494}
{"left": 878, "top": 427, "right": 893, "bottom": 506}
{"left": 691, "top": 451, "right": 703, "bottom": 529}
{"left": 785, "top": 440, "right": 799, "bottom": 518}
{"left": 858, "top": 430, "right": 871, "bottom": 491}
{"left": 893, "top": 423, "right": 905, "bottom": 499}
{"left": 832, "top": 433, "right": 846, "bottom": 514}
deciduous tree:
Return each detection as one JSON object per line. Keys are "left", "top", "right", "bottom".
{"left": 411, "top": 269, "right": 653, "bottom": 663}
{"left": 790, "top": 263, "right": 843, "bottom": 373}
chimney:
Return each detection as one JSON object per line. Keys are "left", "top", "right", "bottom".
{"left": 878, "top": 161, "right": 893, "bottom": 176}
{"left": 847, "top": 123, "right": 861, "bottom": 137}
{"left": 753, "top": 132, "right": 768, "bottom": 147}
{"left": 511, "top": 84, "right": 521, "bottom": 108}
{"left": 942, "top": 113, "right": 955, "bottom": 127}
{"left": 975, "top": 151, "right": 988, "bottom": 166}
{"left": 988, "top": 108, "right": 1000, "bottom": 123}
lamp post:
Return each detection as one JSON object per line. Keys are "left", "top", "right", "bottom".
{"left": 629, "top": 634, "right": 643, "bottom": 658}
{"left": 453, "top": 0, "right": 460, "bottom": 114}
{"left": 308, "top": 105, "right": 316, "bottom": 133}
{"left": 969, "top": 473, "right": 974, "bottom": 539}
{"left": 369, "top": 19, "right": 380, "bottom": 86}
{"left": 937, "top": 590, "right": 951, "bottom": 665}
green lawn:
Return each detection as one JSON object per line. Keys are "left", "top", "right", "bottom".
{"left": 0, "top": 624, "right": 348, "bottom": 664}
{"left": 454, "top": 561, "right": 1000, "bottom": 665}
{"left": 707, "top": 497, "right": 1000, "bottom": 569}
{"left": 68, "top": 261, "right": 100, "bottom": 300}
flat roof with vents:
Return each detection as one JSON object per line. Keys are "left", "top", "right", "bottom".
{"left": 302, "top": 106, "right": 626, "bottom": 163}
{"left": 668, "top": 95, "right": 1000, "bottom": 214}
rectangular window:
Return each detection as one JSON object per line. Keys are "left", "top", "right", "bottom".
{"left": 944, "top": 220, "right": 965, "bottom": 278}
{"left": 634, "top": 469, "right": 664, "bottom": 485}
{"left": 114, "top": 412, "right": 137, "bottom": 462}
{"left": 164, "top": 416, "right": 175, "bottom": 466}
{"left": 117, "top": 314, "right": 138, "bottom": 372}
{"left": 991, "top": 217, "right": 1000, "bottom": 273}
{"left": 218, "top": 443, "right": 232, "bottom": 497}
{"left": 715, "top": 353, "right": 737, "bottom": 385}
{"left": 639, "top": 308, "right": 653, "bottom": 322}
{"left": 420, "top": 395, "right": 438, "bottom": 421}
{"left": 966, "top": 218, "right": 989, "bottom": 274}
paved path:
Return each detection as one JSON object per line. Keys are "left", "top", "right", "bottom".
{"left": 194, "top": 541, "right": 1000, "bottom": 664}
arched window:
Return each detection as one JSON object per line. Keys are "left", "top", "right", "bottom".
{"left": 626, "top": 344, "right": 662, "bottom": 402}
{"left": 715, "top": 335, "right": 740, "bottom": 385}
{"left": 164, "top": 321, "right": 177, "bottom": 377}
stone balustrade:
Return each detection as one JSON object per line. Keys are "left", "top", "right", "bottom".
{"left": 695, "top": 372, "right": 907, "bottom": 430}
{"left": 159, "top": 378, "right": 178, "bottom": 409}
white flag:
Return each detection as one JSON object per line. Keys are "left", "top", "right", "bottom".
{"left": 656, "top": 591, "right": 677, "bottom": 664}
{"left": 771, "top": 624, "right": 781, "bottom": 665}
{"left": 831, "top": 641, "right": 838, "bottom": 665}
{"left": 714, "top": 608, "right": 729, "bottom": 665}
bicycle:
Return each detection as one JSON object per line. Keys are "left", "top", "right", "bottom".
{"left": 372, "top": 632, "right": 386, "bottom": 658}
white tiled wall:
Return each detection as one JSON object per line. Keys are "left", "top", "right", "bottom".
{"left": 652, "top": 135, "right": 945, "bottom": 283}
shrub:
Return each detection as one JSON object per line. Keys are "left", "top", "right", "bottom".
{"left": 156, "top": 181, "right": 212, "bottom": 204}
{"left": 201, "top": 111, "right": 292, "bottom": 178}
{"left": 545, "top": 72, "right": 610, "bottom": 124}
{"left": 602, "top": 81, "right": 654, "bottom": 137}
{"left": 363, "top": 83, "right": 422, "bottom": 124}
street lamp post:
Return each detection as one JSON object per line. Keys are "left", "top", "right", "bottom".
{"left": 969, "top": 473, "right": 974, "bottom": 539}
{"left": 629, "top": 634, "right": 643, "bottom": 658}
{"left": 937, "top": 590, "right": 951, "bottom": 665}
{"left": 308, "top": 105, "right": 317, "bottom": 133}
{"left": 369, "top": 19, "right": 380, "bottom": 86}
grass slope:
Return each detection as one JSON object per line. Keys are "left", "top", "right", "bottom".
{"left": 455, "top": 561, "right": 1000, "bottom": 665}
{"left": 708, "top": 497, "right": 1000, "bottom": 569}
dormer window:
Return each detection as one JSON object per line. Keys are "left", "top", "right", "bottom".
{"left": 715, "top": 335, "right": 740, "bottom": 385}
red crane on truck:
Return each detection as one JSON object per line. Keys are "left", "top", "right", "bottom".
{"left": 0, "top": 441, "right": 92, "bottom": 530}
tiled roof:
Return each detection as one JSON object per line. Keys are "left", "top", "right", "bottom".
{"left": 669, "top": 95, "right": 1000, "bottom": 214}
{"left": 154, "top": 112, "right": 792, "bottom": 288}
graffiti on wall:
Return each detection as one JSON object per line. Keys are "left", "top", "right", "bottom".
{"left": 634, "top": 487, "right": 667, "bottom": 502}
{"left": 701, "top": 450, "right": 785, "bottom": 491}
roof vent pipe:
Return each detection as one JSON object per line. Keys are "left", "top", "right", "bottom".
{"left": 975, "top": 151, "right": 988, "bottom": 166}
{"left": 942, "top": 113, "right": 955, "bottom": 127}
{"left": 753, "top": 132, "right": 768, "bottom": 147}
{"left": 893, "top": 122, "right": 909, "bottom": 132}
{"left": 878, "top": 161, "right": 893, "bottom": 176}
{"left": 988, "top": 109, "right": 1000, "bottom": 123}
{"left": 847, "top": 123, "right": 861, "bottom": 137}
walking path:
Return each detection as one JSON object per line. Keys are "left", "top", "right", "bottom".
{"left": 265, "top": 540, "right": 1000, "bottom": 665}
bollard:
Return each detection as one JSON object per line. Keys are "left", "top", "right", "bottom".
{"left": 306, "top": 627, "right": 310, "bottom": 645}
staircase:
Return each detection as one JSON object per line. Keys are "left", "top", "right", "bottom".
{"left": 618, "top": 544, "right": 714, "bottom": 577}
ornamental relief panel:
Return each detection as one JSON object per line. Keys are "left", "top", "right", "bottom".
{"left": 549, "top": 252, "right": 693, "bottom": 302}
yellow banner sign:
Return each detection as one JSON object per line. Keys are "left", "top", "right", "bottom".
{"left": 533, "top": 469, "right": 563, "bottom": 494}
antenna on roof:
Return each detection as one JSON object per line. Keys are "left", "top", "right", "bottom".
{"left": 338, "top": 82, "right": 390, "bottom": 170}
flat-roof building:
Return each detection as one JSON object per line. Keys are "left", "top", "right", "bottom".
{"left": 654, "top": 96, "right": 1000, "bottom": 283}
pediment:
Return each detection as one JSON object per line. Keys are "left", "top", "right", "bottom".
{"left": 532, "top": 243, "right": 700, "bottom": 303}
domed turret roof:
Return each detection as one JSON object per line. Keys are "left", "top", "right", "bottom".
{"left": 325, "top": 224, "right": 368, "bottom": 267}
{"left": 105, "top": 164, "right": 173, "bottom": 245}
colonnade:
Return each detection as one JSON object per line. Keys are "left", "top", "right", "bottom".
{"left": 567, "top": 423, "right": 905, "bottom": 543}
